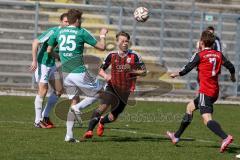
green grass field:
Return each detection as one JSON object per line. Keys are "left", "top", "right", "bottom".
{"left": 0, "top": 96, "right": 240, "bottom": 160}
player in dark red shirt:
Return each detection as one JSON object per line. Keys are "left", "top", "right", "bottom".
{"left": 83, "top": 31, "right": 146, "bottom": 138}
{"left": 166, "top": 30, "right": 236, "bottom": 153}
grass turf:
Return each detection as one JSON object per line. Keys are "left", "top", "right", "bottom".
{"left": 0, "top": 96, "right": 239, "bottom": 160}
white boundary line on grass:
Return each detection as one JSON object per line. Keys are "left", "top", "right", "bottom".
{"left": 110, "top": 128, "right": 240, "bottom": 147}
{"left": 1, "top": 90, "right": 240, "bottom": 105}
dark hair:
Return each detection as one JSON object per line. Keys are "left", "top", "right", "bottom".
{"left": 206, "top": 26, "right": 215, "bottom": 32}
{"left": 116, "top": 31, "right": 130, "bottom": 40}
{"left": 200, "top": 30, "right": 215, "bottom": 47}
{"left": 60, "top": 12, "right": 68, "bottom": 21}
{"left": 67, "top": 9, "right": 82, "bottom": 24}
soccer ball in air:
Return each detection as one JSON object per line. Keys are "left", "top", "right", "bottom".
{"left": 133, "top": 7, "right": 149, "bottom": 22}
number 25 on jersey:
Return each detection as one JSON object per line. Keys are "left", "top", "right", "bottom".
{"left": 59, "top": 35, "right": 76, "bottom": 51}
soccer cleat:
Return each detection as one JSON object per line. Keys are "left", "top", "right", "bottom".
{"left": 43, "top": 117, "right": 55, "bottom": 128}
{"left": 220, "top": 135, "right": 233, "bottom": 153}
{"left": 166, "top": 131, "right": 179, "bottom": 144}
{"left": 97, "top": 117, "right": 104, "bottom": 137}
{"left": 34, "top": 121, "right": 48, "bottom": 128}
{"left": 236, "top": 154, "right": 240, "bottom": 159}
{"left": 84, "top": 130, "right": 93, "bottom": 139}
{"left": 64, "top": 135, "right": 79, "bottom": 143}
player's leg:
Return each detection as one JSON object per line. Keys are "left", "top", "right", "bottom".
{"left": 34, "top": 82, "right": 48, "bottom": 128}
{"left": 200, "top": 94, "right": 233, "bottom": 152}
{"left": 64, "top": 72, "right": 101, "bottom": 141}
{"left": 42, "top": 66, "right": 63, "bottom": 127}
{"left": 65, "top": 96, "right": 80, "bottom": 143}
{"left": 70, "top": 96, "right": 98, "bottom": 128}
{"left": 34, "top": 64, "right": 49, "bottom": 128}
{"left": 97, "top": 91, "right": 129, "bottom": 137}
{"left": 42, "top": 91, "right": 59, "bottom": 127}
{"left": 84, "top": 87, "right": 119, "bottom": 138}
{"left": 71, "top": 96, "right": 98, "bottom": 113}
{"left": 84, "top": 104, "right": 109, "bottom": 138}
{"left": 97, "top": 103, "right": 125, "bottom": 137}
{"left": 167, "top": 98, "right": 197, "bottom": 144}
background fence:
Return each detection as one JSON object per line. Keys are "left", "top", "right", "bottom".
{"left": 0, "top": 0, "right": 240, "bottom": 98}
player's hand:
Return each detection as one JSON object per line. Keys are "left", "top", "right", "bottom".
{"left": 52, "top": 52, "right": 60, "bottom": 59}
{"left": 104, "top": 74, "right": 111, "bottom": 82}
{"left": 170, "top": 72, "right": 179, "bottom": 78}
{"left": 30, "top": 60, "right": 37, "bottom": 72}
{"left": 100, "top": 28, "right": 108, "bottom": 37}
{"left": 230, "top": 74, "right": 236, "bottom": 82}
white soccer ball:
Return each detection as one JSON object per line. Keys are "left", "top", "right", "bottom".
{"left": 134, "top": 7, "right": 149, "bottom": 22}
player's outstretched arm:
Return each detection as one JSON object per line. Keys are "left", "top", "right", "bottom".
{"left": 94, "top": 28, "right": 108, "bottom": 51}
{"left": 230, "top": 74, "right": 236, "bottom": 82}
{"left": 130, "top": 69, "right": 147, "bottom": 77}
{"left": 222, "top": 54, "right": 236, "bottom": 82}
{"left": 179, "top": 53, "right": 200, "bottom": 76}
{"left": 30, "top": 39, "right": 40, "bottom": 72}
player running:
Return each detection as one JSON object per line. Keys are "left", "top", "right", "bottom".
{"left": 47, "top": 9, "right": 108, "bottom": 142}
{"left": 166, "top": 30, "right": 236, "bottom": 153}
{"left": 83, "top": 31, "right": 147, "bottom": 139}
{"left": 30, "top": 13, "right": 68, "bottom": 128}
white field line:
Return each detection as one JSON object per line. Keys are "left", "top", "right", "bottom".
{"left": 110, "top": 128, "right": 240, "bottom": 147}
{"left": 1, "top": 91, "right": 240, "bottom": 105}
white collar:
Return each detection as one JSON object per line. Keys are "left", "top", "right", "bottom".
{"left": 118, "top": 50, "right": 128, "bottom": 58}
{"left": 204, "top": 47, "right": 211, "bottom": 50}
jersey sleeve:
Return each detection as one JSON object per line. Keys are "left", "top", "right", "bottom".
{"left": 214, "top": 36, "right": 222, "bottom": 52}
{"left": 100, "top": 53, "right": 112, "bottom": 70}
{"left": 48, "top": 30, "right": 58, "bottom": 47}
{"left": 37, "top": 28, "right": 55, "bottom": 43}
{"left": 134, "top": 52, "right": 146, "bottom": 71}
{"left": 179, "top": 52, "right": 200, "bottom": 76}
{"left": 82, "top": 28, "right": 97, "bottom": 47}
{"left": 222, "top": 54, "right": 235, "bottom": 74}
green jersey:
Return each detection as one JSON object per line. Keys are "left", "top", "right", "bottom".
{"left": 48, "top": 26, "right": 97, "bottom": 73}
{"left": 37, "top": 26, "right": 60, "bottom": 67}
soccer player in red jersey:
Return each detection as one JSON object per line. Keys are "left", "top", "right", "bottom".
{"left": 166, "top": 30, "right": 236, "bottom": 153}
{"left": 83, "top": 31, "right": 147, "bottom": 138}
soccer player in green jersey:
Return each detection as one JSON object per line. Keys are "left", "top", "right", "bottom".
{"left": 47, "top": 9, "right": 108, "bottom": 142}
{"left": 30, "top": 13, "right": 69, "bottom": 128}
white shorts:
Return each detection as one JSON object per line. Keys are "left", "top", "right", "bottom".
{"left": 63, "top": 72, "right": 103, "bottom": 99}
{"left": 35, "top": 64, "right": 57, "bottom": 83}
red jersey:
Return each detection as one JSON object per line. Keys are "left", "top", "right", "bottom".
{"left": 179, "top": 49, "right": 235, "bottom": 98}
{"left": 198, "top": 49, "right": 222, "bottom": 97}
{"left": 100, "top": 50, "right": 145, "bottom": 92}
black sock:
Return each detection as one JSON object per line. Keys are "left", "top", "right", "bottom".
{"left": 87, "top": 109, "right": 101, "bottom": 131}
{"left": 174, "top": 113, "right": 193, "bottom": 138}
{"left": 207, "top": 120, "right": 228, "bottom": 139}
{"left": 100, "top": 114, "right": 112, "bottom": 124}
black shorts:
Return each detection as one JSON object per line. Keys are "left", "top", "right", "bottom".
{"left": 102, "top": 85, "right": 130, "bottom": 117}
{"left": 193, "top": 93, "right": 218, "bottom": 115}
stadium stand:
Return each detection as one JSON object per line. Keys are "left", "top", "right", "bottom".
{"left": 0, "top": 0, "right": 239, "bottom": 97}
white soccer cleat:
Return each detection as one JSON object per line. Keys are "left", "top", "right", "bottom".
{"left": 64, "top": 135, "right": 79, "bottom": 143}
